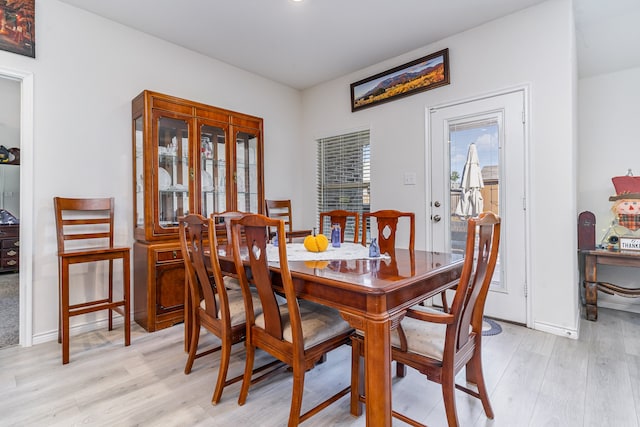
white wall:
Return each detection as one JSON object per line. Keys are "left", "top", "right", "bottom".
{"left": 301, "top": 0, "right": 579, "bottom": 336}
{"left": 0, "top": 0, "right": 304, "bottom": 341}
{"left": 578, "top": 66, "right": 640, "bottom": 313}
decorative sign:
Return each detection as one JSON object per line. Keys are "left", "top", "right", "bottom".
{"left": 620, "top": 237, "right": 640, "bottom": 251}
{"left": 0, "top": 0, "right": 35, "bottom": 58}
{"left": 350, "top": 48, "right": 449, "bottom": 112}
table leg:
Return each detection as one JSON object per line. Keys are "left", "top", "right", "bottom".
{"left": 584, "top": 254, "right": 598, "bottom": 321}
{"left": 364, "top": 317, "right": 392, "bottom": 427}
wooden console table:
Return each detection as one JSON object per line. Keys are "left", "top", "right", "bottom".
{"left": 582, "top": 249, "right": 640, "bottom": 320}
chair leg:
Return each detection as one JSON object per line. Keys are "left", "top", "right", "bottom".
{"left": 441, "top": 370, "right": 460, "bottom": 427}
{"left": 467, "top": 352, "right": 494, "bottom": 419}
{"left": 350, "top": 336, "right": 364, "bottom": 416}
{"left": 108, "top": 259, "right": 114, "bottom": 331}
{"left": 57, "top": 267, "right": 62, "bottom": 344}
{"left": 238, "top": 342, "right": 256, "bottom": 406}
{"left": 288, "top": 366, "right": 305, "bottom": 427}
{"left": 184, "top": 318, "right": 201, "bottom": 374}
{"left": 396, "top": 361, "right": 407, "bottom": 378}
{"left": 61, "top": 262, "right": 70, "bottom": 365}
{"left": 212, "top": 336, "right": 232, "bottom": 404}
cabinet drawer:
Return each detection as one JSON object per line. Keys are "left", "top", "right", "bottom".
{"left": 2, "top": 247, "right": 18, "bottom": 258}
{"left": 155, "top": 248, "right": 183, "bottom": 263}
{"left": 1, "top": 258, "right": 18, "bottom": 269}
{"left": 2, "top": 239, "right": 19, "bottom": 249}
{"left": 0, "top": 225, "right": 18, "bottom": 239}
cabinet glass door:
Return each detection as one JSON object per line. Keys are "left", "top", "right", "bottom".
{"left": 134, "top": 116, "right": 144, "bottom": 229}
{"left": 200, "top": 123, "right": 227, "bottom": 217}
{"left": 156, "top": 115, "right": 190, "bottom": 230}
{"left": 235, "top": 129, "right": 259, "bottom": 213}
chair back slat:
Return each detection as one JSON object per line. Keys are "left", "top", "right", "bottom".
{"left": 63, "top": 232, "right": 111, "bottom": 241}
{"left": 232, "top": 215, "right": 285, "bottom": 339}
{"left": 448, "top": 212, "right": 501, "bottom": 352}
{"left": 179, "top": 215, "right": 220, "bottom": 319}
{"left": 230, "top": 214, "right": 304, "bottom": 350}
{"left": 212, "top": 210, "right": 245, "bottom": 245}
{"left": 361, "top": 210, "right": 415, "bottom": 254}
{"left": 319, "top": 210, "right": 360, "bottom": 243}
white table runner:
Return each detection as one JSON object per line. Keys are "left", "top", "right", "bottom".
{"left": 266, "top": 242, "right": 389, "bottom": 262}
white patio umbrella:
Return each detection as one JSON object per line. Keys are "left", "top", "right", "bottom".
{"left": 454, "top": 143, "right": 484, "bottom": 217}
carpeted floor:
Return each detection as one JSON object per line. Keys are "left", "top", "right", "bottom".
{"left": 0, "top": 273, "right": 19, "bottom": 348}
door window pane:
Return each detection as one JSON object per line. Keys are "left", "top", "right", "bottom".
{"left": 449, "top": 119, "right": 499, "bottom": 253}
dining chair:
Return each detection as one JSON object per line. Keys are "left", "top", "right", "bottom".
{"left": 350, "top": 212, "right": 501, "bottom": 426}
{"left": 265, "top": 199, "right": 312, "bottom": 242}
{"left": 53, "top": 197, "right": 130, "bottom": 365}
{"left": 229, "top": 214, "right": 354, "bottom": 426}
{"left": 361, "top": 209, "right": 415, "bottom": 254}
{"left": 211, "top": 211, "right": 245, "bottom": 246}
{"left": 179, "top": 214, "right": 281, "bottom": 404}
{"left": 319, "top": 209, "right": 360, "bottom": 243}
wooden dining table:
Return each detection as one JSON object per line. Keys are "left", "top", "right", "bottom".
{"left": 187, "top": 245, "right": 464, "bottom": 427}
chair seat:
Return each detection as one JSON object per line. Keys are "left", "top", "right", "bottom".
{"left": 392, "top": 306, "right": 447, "bottom": 361}
{"left": 222, "top": 275, "right": 241, "bottom": 290}
{"left": 254, "top": 300, "right": 351, "bottom": 348}
{"left": 353, "top": 306, "right": 447, "bottom": 361}
{"left": 59, "top": 245, "right": 129, "bottom": 258}
{"left": 201, "top": 287, "right": 263, "bottom": 326}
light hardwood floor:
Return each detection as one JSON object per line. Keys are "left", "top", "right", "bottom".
{"left": 1, "top": 307, "right": 639, "bottom": 426}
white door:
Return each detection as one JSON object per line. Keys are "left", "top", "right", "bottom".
{"left": 428, "top": 90, "right": 527, "bottom": 324}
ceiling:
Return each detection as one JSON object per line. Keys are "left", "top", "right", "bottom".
{"left": 58, "top": 0, "right": 640, "bottom": 90}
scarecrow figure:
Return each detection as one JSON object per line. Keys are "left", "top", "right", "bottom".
{"left": 602, "top": 174, "right": 640, "bottom": 248}
{"left": 609, "top": 175, "right": 640, "bottom": 230}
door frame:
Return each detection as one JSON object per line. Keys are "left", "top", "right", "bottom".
{"left": 424, "top": 85, "right": 532, "bottom": 328}
{"left": 0, "top": 67, "right": 34, "bottom": 346}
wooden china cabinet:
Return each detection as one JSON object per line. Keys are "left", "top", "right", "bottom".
{"left": 132, "top": 90, "right": 264, "bottom": 331}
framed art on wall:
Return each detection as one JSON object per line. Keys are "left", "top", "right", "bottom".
{"left": 0, "top": 0, "right": 35, "bottom": 58}
{"left": 350, "top": 48, "right": 449, "bottom": 112}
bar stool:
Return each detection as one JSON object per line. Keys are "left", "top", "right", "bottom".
{"left": 53, "top": 197, "right": 131, "bottom": 364}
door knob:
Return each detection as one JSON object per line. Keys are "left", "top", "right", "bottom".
{"left": 434, "top": 201, "right": 441, "bottom": 207}
{"left": 432, "top": 215, "right": 441, "bottom": 222}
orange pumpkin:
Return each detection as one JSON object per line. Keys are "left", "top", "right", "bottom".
{"left": 303, "top": 233, "right": 329, "bottom": 252}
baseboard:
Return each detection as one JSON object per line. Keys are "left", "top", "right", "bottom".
{"left": 32, "top": 315, "right": 126, "bottom": 346}
{"left": 533, "top": 319, "right": 579, "bottom": 340}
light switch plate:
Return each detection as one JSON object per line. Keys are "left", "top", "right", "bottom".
{"left": 403, "top": 172, "right": 417, "bottom": 185}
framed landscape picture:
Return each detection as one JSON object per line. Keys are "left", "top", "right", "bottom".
{"left": 0, "top": 0, "right": 35, "bottom": 58}
{"left": 351, "top": 48, "right": 449, "bottom": 112}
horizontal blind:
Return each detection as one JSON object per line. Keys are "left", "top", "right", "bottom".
{"left": 316, "top": 130, "right": 370, "bottom": 241}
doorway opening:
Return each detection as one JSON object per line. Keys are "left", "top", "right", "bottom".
{"left": 0, "top": 67, "right": 34, "bottom": 348}
{"left": 0, "top": 76, "right": 20, "bottom": 348}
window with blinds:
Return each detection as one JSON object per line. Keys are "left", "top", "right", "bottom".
{"left": 316, "top": 130, "right": 370, "bottom": 241}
